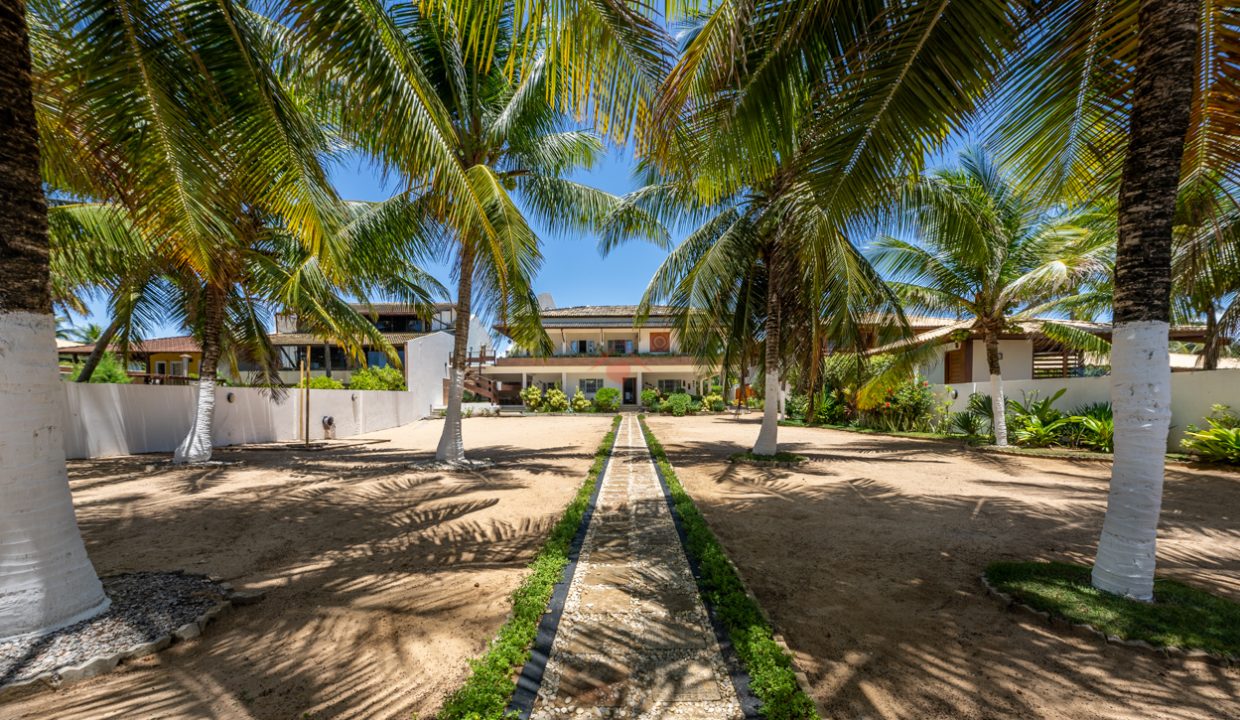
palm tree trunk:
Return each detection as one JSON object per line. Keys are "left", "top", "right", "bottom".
{"left": 752, "top": 287, "right": 781, "bottom": 456}
{"left": 174, "top": 283, "right": 226, "bottom": 464}
{"left": 984, "top": 328, "right": 1008, "bottom": 446}
{"left": 436, "top": 246, "right": 475, "bottom": 463}
{"left": 74, "top": 315, "right": 123, "bottom": 383}
{"left": 1202, "top": 300, "right": 1220, "bottom": 370}
{"left": 0, "top": 3, "right": 109, "bottom": 638}
{"left": 1092, "top": 0, "right": 1197, "bottom": 601}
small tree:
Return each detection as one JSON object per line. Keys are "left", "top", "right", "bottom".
{"left": 349, "top": 366, "right": 406, "bottom": 391}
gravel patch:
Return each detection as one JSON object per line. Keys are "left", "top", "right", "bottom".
{"left": 0, "top": 571, "right": 230, "bottom": 687}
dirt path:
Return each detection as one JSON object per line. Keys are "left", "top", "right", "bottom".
{"left": 645, "top": 414, "right": 1240, "bottom": 720}
{"left": 532, "top": 414, "right": 743, "bottom": 719}
{"left": 2, "top": 415, "right": 614, "bottom": 720}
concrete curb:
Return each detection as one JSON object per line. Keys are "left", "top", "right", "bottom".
{"left": 0, "top": 582, "right": 265, "bottom": 700}
{"left": 979, "top": 573, "right": 1235, "bottom": 667}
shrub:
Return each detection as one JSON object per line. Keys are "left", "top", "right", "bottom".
{"left": 640, "top": 387, "right": 660, "bottom": 409}
{"left": 666, "top": 392, "right": 692, "bottom": 416}
{"left": 347, "top": 365, "right": 406, "bottom": 391}
{"left": 593, "top": 387, "right": 621, "bottom": 412}
{"left": 785, "top": 393, "right": 810, "bottom": 421}
{"left": 300, "top": 375, "right": 344, "bottom": 389}
{"left": 949, "top": 410, "right": 988, "bottom": 439}
{"left": 857, "top": 377, "right": 938, "bottom": 432}
{"left": 1181, "top": 405, "right": 1240, "bottom": 463}
{"left": 67, "top": 352, "right": 132, "bottom": 384}
{"left": 519, "top": 385, "right": 542, "bottom": 411}
{"left": 571, "top": 388, "right": 593, "bottom": 413}
{"left": 702, "top": 393, "right": 725, "bottom": 412}
{"left": 1012, "top": 416, "right": 1072, "bottom": 447}
{"left": 543, "top": 387, "right": 569, "bottom": 412}
{"left": 812, "top": 392, "right": 847, "bottom": 425}
{"left": 1073, "top": 414, "right": 1115, "bottom": 453}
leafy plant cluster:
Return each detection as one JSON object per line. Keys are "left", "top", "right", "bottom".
{"left": 946, "top": 390, "right": 1115, "bottom": 452}
{"left": 437, "top": 416, "right": 621, "bottom": 720}
{"left": 299, "top": 375, "right": 345, "bottom": 390}
{"left": 854, "top": 378, "right": 945, "bottom": 433}
{"left": 518, "top": 385, "right": 620, "bottom": 413}
{"left": 637, "top": 416, "right": 820, "bottom": 720}
{"left": 65, "top": 353, "right": 131, "bottom": 384}
{"left": 641, "top": 389, "right": 727, "bottom": 416}
{"left": 347, "top": 365, "right": 407, "bottom": 391}
{"left": 1181, "top": 405, "right": 1240, "bottom": 464}
{"left": 783, "top": 391, "right": 847, "bottom": 427}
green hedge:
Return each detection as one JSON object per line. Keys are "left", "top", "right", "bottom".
{"left": 637, "top": 415, "right": 820, "bottom": 720}
{"left": 437, "top": 415, "right": 621, "bottom": 720}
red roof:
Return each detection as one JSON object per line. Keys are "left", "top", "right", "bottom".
{"left": 60, "top": 335, "right": 201, "bottom": 355}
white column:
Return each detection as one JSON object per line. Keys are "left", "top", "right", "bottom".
{"left": 521, "top": 372, "right": 527, "bottom": 389}
{"left": 561, "top": 371, "right": 568, "bottom": 391}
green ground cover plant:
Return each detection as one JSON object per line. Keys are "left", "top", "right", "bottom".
{"left": 985, "top": 561, "right": 1240, "bottom": 658}
{"left": 347, "top": 365, "right": 406, "bottom": 391}
{"left": 299, "top": 375, "right": 344, "bottom": 390}
{"left": 638, "top": 416, "right": 820, "bottom": 720}
{"left": 437, "top": 415, "right": 621, "bottom": 720}
{"left": 1181, "top": 405, "right": 1240, "bottom": 464}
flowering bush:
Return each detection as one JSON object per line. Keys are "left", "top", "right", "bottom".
{"left": 856, "top": 377, "right": 940, "bottom": 432}
{"left": 571, "top": 389, "right": 593, "bottom": 413}
{"left": 519, "top": 385, "right": 542, "bottom": 411}
{"left": 640, "top": 388, "right": 660, "bottom": 409}
{"left": 702, "top": 393, "right": 726, "bottom": 412}
{"left": 544, "top": 388, "right": 569, "bottom": 412}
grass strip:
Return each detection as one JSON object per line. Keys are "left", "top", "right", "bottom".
{"left": 437, "top": 415, "right": 622, "bottom": 720}
{"left": 638, "top": 415, "right": 821, "bottom": 720}
{"left": 985, "top": 561, "right": 1240, "bottom": 658}
{"left": 729, "top": 450, "right": 808, "bottom": 465}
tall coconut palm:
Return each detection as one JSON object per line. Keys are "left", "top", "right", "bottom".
{"left": 870, "top": 148, "right": 1113, "bottom": 445}
{"left": 289, "top": 1, "right": 659, "bottom": 463}
{"left": 0, "top": 0, "right": 109, "bottom": 639}
{"left": 1172, "top": 176, "right": 1240, "bottom": 369}
{"left": 996, "top": 0, "right": 1223, "bottom": 600}
{"left": 627, "top": 159, "right": 903, "bottom": 456}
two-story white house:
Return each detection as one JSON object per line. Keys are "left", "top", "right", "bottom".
{"left": 480, "top": 302, "right": 719, "bottom": 405}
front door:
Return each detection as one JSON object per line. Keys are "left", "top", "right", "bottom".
{"left": 622, "top": 377, "right": 636, "bottom": 404}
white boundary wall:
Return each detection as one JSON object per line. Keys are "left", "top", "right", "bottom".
{"left": 62, "top": 383, "right": 421, "bottom": 459}
{"left": 934, "top": 368, "right": 1240, "bottom": 449}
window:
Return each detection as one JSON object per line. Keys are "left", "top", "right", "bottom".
{"left": 579, "top": 378, "right": 604, "bottom": 394}
{"left": 170, "top": 361, "right": 184, "bottom": 376}
{"left": 366, "top": 350, "right": 390, "bottom": 368}
{"left": 657, "top": 379, "right": 684, "bottom": 395}
{"left": 607, "top": 339, "right": 633, "bottom": 354}
{"left": 571, "top": 340, "right": 596, "bottom": 354}
{"left": 154, "top": 361, "right": 167, "bottom": 375}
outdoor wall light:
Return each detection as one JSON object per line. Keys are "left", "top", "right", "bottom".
{"left": 226, "top": 392, "right": 235, "bottom": 403}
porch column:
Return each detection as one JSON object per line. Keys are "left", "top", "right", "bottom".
{"left": 561, "top": 371, "right": 568, "bottom": 391}
{"left": 637, "top": 371, "right": 644, "bottom": 397}
{"left": 323, "top": 342, "right": 332, "bottom": 378}
{"left": 521, "top": 372, "right": 527, "bottom": 390}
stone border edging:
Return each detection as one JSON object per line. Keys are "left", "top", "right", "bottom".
{"left": 0, "top": 582, "right": 265, "bottom": 700}
{"left": 504, "top": 435, "right": 614, "bottom": 719}
{"left": 648, "top": 446, "right": 765, "bottom": 719}
{"left": 979, "top": 573, "right": 1235, "bottom": 667}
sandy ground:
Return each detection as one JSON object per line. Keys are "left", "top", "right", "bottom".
{"left": 1, "top": 415, "right": 614, "bottom": 720}
{"left": 645, "top": 414, "right": 1240, "bottom": 720}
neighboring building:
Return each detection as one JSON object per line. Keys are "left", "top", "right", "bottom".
{"left": 60, "top": 302, "right": 490, "bottom": 387}
{"left": 862, "top": 316, "right": 1217, "bottom": 383}
{"left": 60, "top": 335, "right": 202, "bottom": 383}
{"left": 481, "top": 302, "right": 719, "bottom": 405}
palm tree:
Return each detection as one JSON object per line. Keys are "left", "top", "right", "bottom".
{"left": 1172, "top": 176, "right": 1239, "bottom": 369}
{"left": 0, "top": 0, "right": 109, "bottom": 639}
{"left": 289, "top": 1, "right": 655, "bottom": 463}
{"left": 29, "top": 0, "right": 400, "bottom": 464}
{"left": 996, "top": 0, "right": 1224, "bottom": 600}
{"left": 870, "top": 148, "right": 1112, "bottom": 445}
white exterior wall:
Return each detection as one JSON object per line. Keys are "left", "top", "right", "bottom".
{"left": 61, "top": 383, "right": 420, "bottom": 459}
{"left": 934, "top": 368, "right": 1240, "bottom": 449}
{"left": 405, "top": 332, "right": 455, "bottom": 416}
{"left": 971, "top": 339, "right": 1033, "bottom": 380}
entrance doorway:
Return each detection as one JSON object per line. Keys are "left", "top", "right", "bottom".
{"left": 622, "top": 377, "right": 636, "bottom": 404}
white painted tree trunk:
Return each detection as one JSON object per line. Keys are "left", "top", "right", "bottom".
{"left": 752, "top": 370, "right": 780, "bottom": 456}
{"left": 1, "top": 312, "right": 109, "bottom": 639}
{"left": 174, "top": 377, "right": 216, "bottom": 464}
{"left": 989, "top": 373, "right": 1008, "bottom": 447}
{"left": 1092, "top": 321, "right": 1171, "bottom": 600}
{"left": 436, "top": 367, "right": 466, "bottom": 462}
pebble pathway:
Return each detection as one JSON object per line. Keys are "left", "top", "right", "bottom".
{"left": 531, "top": 414, "right": 744, "bottom": 719}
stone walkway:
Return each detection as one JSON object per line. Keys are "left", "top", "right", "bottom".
{"left": 531, "top": 414, "right": 744, "bottom": 719}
